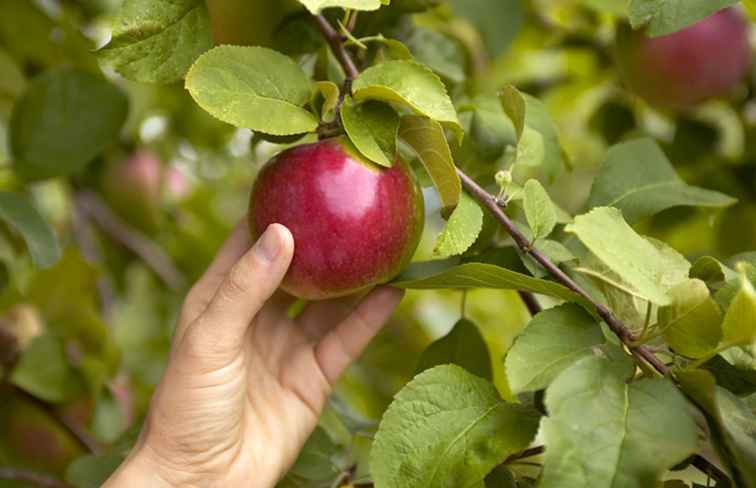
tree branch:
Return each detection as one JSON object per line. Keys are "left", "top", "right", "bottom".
{"left": 518, "top": 291, "right": 542, "bottom": 316}
{"left": 311, "top": 12, "right": 670, "bottom": 377}
{"left": 0, "top": 467, "right": 73, "bottom": 488}
{"left": 504, "top": 446, "right": 545, "bottom": 465}
{"left": 457, "top": 170, "right": 669, "bottom": 376}
{"left": 76, "top": 191, "right": 185, "bottom": 291}
{"left": 314, "top": 15, "right": 360, "bottom": 80}
{"left": 71, "top": 196, "right": 116, "bottom": 315}
{"left": 9, "top": 385, "right": 103, "bottom": 454}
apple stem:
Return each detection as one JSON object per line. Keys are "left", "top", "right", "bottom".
{"left": 311, "top": 12, "right": 669, "bottom": 378}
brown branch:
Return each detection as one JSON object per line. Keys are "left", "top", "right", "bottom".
{"left": 9, "top": 385, "right": 103, "bottom": 454}
{"left": 314, "top": 15, "right": 360, "bottom": 80}
{"left": 518, "top": 291, "right": 542, "bottom": 316}
{"left": 457, "top": 170, "right": 670, "bottom": 376}
{"left": 504, "top": 446, "right": 545, "bottom": 465}
{"left": 0, "top": 467, "right": 73, "bottom": 488}
{"left": 76, "top": 191, "right": 185, "bottom": 291}
{"left": 71, "top": 196, "right": 116, "bottom": 315}
{"left": 690, "top": 454, "right": 732, "bottom": 487}
{"left": 310, "top": 8, "right": 669, "bottom": 378}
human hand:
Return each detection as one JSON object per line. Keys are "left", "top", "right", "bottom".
{"left": 105, "top": 221, "right": 404, "bottom": 487}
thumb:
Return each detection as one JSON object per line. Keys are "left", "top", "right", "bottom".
{"left": 180, "top": 223, "right": 294, "bottom": 363}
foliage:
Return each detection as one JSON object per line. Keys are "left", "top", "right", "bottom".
{"left": 0, "top": 0, "right": 755, "bottom": 487}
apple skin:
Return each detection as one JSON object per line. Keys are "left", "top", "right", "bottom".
{"left": 102, "top": 150, "right": 163, "bottom": 233}
{"left": 249, "top": 137, "right": 424, "bottom": 300}
{"left": 616, "top": 8, "right": 752, "bottom": 110}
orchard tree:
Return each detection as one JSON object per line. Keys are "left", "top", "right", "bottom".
{"left": 0, "top": 0, "right": 755, "bottom": 488}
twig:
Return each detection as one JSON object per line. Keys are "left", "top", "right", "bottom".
{"left": 71, "top": 195, "right": 116, "bottom": 315}
{"left": 456, "top": 170, "right": 670, "bottom": 377}
{"left": 76, "top": 191, "right": 185, "bottom": 291}
{"left": 0, "top": 467, "right": 73, "bottom": 488}
{"left": 504, "top": 446, "right": 545, "bottom": 465}
{"left": 8, "top": 385, "right": 102, "bottom": 454}
{"left": 518, "top": 291, "right": 542, "bottom": 316}
{"left": 311, "top": 11, "right": 669, "bottom": 378}
{"left": 314, "top": 15, "right": 360, "bottom": 80}
{"left": 690, "top": 455, "right": 732, "bottom": 486}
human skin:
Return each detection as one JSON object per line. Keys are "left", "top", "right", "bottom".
{"left": 616, "top": 8, "right": 752, "bottom": 110}
{"left": 250, "top": 136, "right": 424, "bottom": 300}
{"left": 104, "top": 221, "right": 403, "bottom": 487}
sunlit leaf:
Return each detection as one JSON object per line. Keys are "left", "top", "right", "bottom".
{"left": 659, "top": 279, "right": 722, "bottom": 359}
{"left": 629, "top": 0, "right": 739, "bottom": 37}
{"left": 566, "top": 207, "right": 690, "bottom": 305}
{"left": 341, "top": 97, "right": 398, "bottom": 168}
{"left": 99, "top": 0, "right": 213, "bottom": 83}
{"left": 186, "top": 46, "right": 318, "bottom": 135}
{"left": 434, "top": 193, "right": 484, "bottom": 257}
{"left": 353, "top": 60, "right": 462, "bottom": 135}
{"left": 399, "top": 115, "right": 461, "bottom": 213}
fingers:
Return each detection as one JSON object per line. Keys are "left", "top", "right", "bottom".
{"left": 181, "top": 224, "right": 295, "bottom": 361}
{"left": 314, "top": 287, "right": 404, "bottom": 385}
{"left": 178, "top": 220, "right": 254, "bottom": 331}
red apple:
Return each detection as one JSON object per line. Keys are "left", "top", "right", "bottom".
{"left": 616, "top": 8, "right": 752, "bottom": 110}
{"left": 249, "top": 137, "right": 424, "bottom": 300}
{"left": 102, "top": 150, "right": 163, "bottom": 232}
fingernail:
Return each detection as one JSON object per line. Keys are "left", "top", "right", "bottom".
{"left": 254, "top": 225, "right": 281, "bottom": 263}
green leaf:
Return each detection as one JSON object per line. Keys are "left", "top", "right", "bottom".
{"left": 66, "top": 454, "right": 124, "bottom": 488}
{"left": 499, "top": 85, "right": 525, "bottom": 141}
{"left": 393, "top": 260, "right": 592, "bottom": 312}
{"left": 371, "top": 365, "right": 540, "bottom": 488}
{"left": 690, "top": 256, "right": 737, "bottom": 289}
{"left": 185, "top": 46, "right": 318, "bottom": 135}
{"left": 399, "top": 115, "right": 461, "bottom": 213}
{"left": 541, "top": 355, "right": 699, "bottom": 488}
{"left": 566, "top": 207, "right": 690, "bottom": 305}
{"left": 10, "top": 70, "right": 128, "bottom": 181}
{"left": 11, "top": 335, "right": 84, "bottom": 403}
{"left": 341, "top": 98, "right": 399, "bottom": 168}
{"left": 515, "top": 127, "right": 545, "bottom": 168}
{"left": 297, "top": 0, "right": 384, "bottom": 15}
{"left": 746, "top": 0, "right": 756, "bottom": 20}
{"left": 629, "top": 0, "right": 739, "bottom": 37}
{"left": 463, "top": 93, "right": 517, "bottom": 163}
{"left": 0, "top": 192, "right": 60, "bottom": 268}
{"left": 523, "top": 179, "right": 557, "bottom": 241}
{"left": 522, "top": 94, "right": 565, "bottom": 182}
{"left": 447, "top": 0, "right": 524, "bottom": 57}
{"left": 587, "top": 139, "right": 736, "bottom": 224}
{"left": 312, "top": 80, "right": 340, "bottom": 121}
{"left": 0, "top": 48, "right": 25, "bottom": 102}
{"left": 98, "top": 0, "right": 213, "bottom": 84}
{"left": 405, "top": 27, "right": 466, "bottom": 84}
{"left": 678, "top": 370, "right": 756, "bottom": 487}
{"left": 659, "top": 280, "right": 723, "bottom": 359}
{"left": 434, "top": 193, "right": 484, "bottom": 257}
{"left": 353, "top": 60, "right": 462, "bottom": 135}
{"left": 721, "top": 273, "right": 756, "bottom": 347}
{"left": 505, "top": 304, "right": 604, "bottom": 394}
{"left": 290, "top": 427, "right": 345, "bottom": 481}
{"left": 416, "top": 319, "right": 492, "bottom": 379}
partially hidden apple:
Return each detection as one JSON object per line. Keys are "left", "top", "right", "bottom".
{"left": 249, "top": 137, "right": 424, "bottom": 300}
{"left": 616, "top": 8, "right": 752, "bottom": 110}
{"left": 102, "top": 150, "right": 163, "bottom": 233}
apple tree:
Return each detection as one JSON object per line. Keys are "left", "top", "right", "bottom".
{"left": 0, "top": 0, "right": 756, "bottom": 487}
